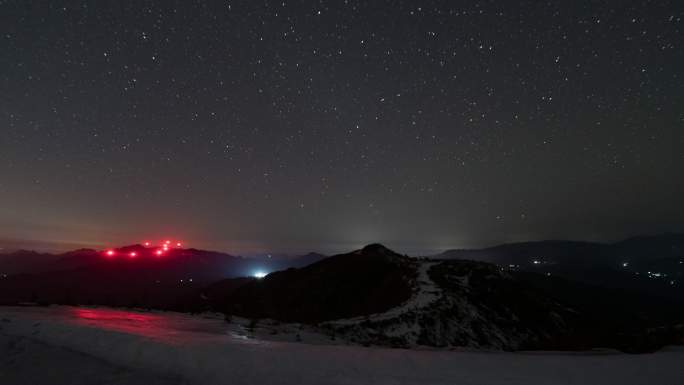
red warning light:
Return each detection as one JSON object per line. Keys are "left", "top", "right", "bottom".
{"left": 129, "top": 251, "right": 137, "bottom": 258}
{"left": 105, "top": 250, "right": 115, "bottom": 257}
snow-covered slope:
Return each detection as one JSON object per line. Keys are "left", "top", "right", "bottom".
{"left": 1, "top": 306, "right": 683, "bottom": 385}
{"left": 323, "top": 261, "right": 442, "bottom": 345}
{"left": 320, "top": 259, "right": 575, "bottom": 350}
{"left": 216, "top": 246, "right": 682, "bottom": 352}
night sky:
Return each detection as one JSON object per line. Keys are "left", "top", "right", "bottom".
{"left": 1, "top": 1, "right": 682, "bottom": 255}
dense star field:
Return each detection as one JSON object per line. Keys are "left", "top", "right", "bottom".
{"left": 1, "top": 1, "right": 682, "bottom": 254}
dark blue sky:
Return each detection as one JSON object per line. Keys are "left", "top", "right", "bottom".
{"left": 1, "top": 1, "right": 682, "bottom": 255}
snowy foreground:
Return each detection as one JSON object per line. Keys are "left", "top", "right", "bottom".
{"left": 1, "top": 306, "right": 683, "bottom": 385}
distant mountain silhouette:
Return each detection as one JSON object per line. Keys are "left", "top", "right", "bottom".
{"left": 0, "top": 250, "right": 61, "bottom": 275}
{"left": 247, "top": 252, "right": 327, "bottom": 272}
{"left": 433, "top": 234, "right": 684, "bottom": 298}
{"left": 0, "top": 245, "right": 322, "bottom": 310}
{"left": 435, "top": 233, "right": 684, "bottom": 266}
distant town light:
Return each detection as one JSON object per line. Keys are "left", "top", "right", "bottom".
{"left": 129, "top": 252, "right": 137, "bottom": 258}
{"left": 253, "top": 271, "right": 268, "bottom": 279}
{"left": 155, "top": 249, "right": 163, "bottom": 256}
{"left": 144, "top": 242, "right": 150, "bottom": 247}
{"left": 106, "top": 250, "right": 115, "bottom": 257}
